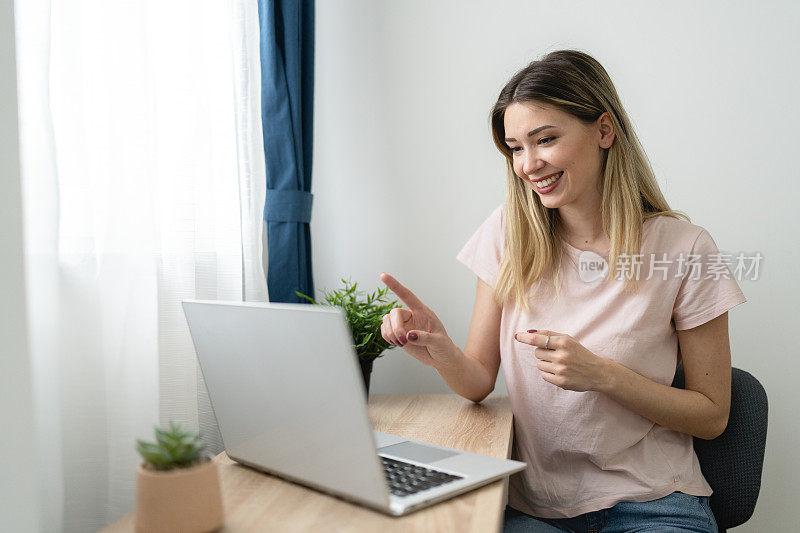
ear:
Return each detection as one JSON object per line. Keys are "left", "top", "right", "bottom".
{"left": 597, "top": 111, "right": 615, "bottom": 149}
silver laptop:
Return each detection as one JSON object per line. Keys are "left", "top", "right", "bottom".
{"left": 181, "top": 299, "right": 526, "bottom": 516}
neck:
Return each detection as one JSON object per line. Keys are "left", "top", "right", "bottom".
{"left": 557, "top": 203, "right": 605, "bottom": 245}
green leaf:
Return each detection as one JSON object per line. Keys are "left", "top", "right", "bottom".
{"left": 136, "top": 421, "right": 206, "bottom": 470}
{"left": 295, "top": 290, "right": 317, "bottom": 304}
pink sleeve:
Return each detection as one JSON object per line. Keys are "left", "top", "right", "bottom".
{"left": 455, "top": 204, "right": 505, "bottom": 288}
{"left": 672, "top": 228, "right": 747, "bottom": 330}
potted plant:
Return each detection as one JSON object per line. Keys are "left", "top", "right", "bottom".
{"left": 134, "top": 421, "right": 224, "bottom": 533}
{"left": 296, "top": 278, "right": 402, "bottom": 396}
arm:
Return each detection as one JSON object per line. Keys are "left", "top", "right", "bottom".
{"left": 435, "top": 278, "right": 502, "bottom": 403}
{"left": 596, "top": 312, "right": 732, "bottom": 440}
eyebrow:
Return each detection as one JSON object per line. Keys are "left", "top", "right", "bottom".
{"left": 504, "top": 125, "right": 556, "bottom": 142}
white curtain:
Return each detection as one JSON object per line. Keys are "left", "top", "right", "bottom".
{"left": 14, "top": 0, "right": 267, "bottom": 530}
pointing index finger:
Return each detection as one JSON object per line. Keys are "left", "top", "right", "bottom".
{"left": 379, "top": 272, "right": 425, "bottom": 311}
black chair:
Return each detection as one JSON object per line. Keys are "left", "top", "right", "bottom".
{"left": 671, "top": 363, "right": 768, "bottom": 532}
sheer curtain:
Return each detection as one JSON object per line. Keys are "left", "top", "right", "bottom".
{"left": 15, "top": 0, "right": 266, "bottom": 530}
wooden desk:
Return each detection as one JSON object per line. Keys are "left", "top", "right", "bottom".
{"left": 104, "top": 393, "right": 516, "bottom": 532}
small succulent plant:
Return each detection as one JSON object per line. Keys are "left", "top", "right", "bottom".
{"left": 136, "top": 421, "right": 208, "bottom": 471}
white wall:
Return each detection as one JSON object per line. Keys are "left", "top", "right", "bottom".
{"left": 0, "top": 0, "right": 40, "bottom": 530}
{"left": 314, "top": 1, "right": 797, "bottom": 530}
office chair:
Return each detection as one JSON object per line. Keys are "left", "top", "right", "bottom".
{"left": 671, "top": 363, "right": 768, "bottom": 532}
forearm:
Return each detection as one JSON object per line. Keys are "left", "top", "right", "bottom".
{"left": 596, "top": 359, "right": 727, "bottom": 440}
{"left": 433, "top": 345, "right": 495, "bottom": 403}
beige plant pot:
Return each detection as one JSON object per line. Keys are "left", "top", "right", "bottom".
{"left": 135, "top": 459, "right": 224, "bottom": 533}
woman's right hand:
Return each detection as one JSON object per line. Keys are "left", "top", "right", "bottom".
{"left": 379, "top": 272, "right": 457, "bottom": 367}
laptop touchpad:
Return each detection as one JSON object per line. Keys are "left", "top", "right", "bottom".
{"left": 378, "top": 441, "right": 460, "bottom": 463}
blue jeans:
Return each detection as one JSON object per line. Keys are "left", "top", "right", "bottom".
{"left": 503, "top": 491, "right": 718, "bottom": 532}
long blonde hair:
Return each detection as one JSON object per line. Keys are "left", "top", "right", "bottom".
{"left": 489, "top": 49, "right": 690, "bottom": 313}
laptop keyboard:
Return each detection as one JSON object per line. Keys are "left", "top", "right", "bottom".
{"left": 380, "top": 455, "right": 464, "bottom": 497}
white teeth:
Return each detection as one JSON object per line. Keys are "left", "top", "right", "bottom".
{"left": 535, "top": 172, "right": 563, "bottom": 188}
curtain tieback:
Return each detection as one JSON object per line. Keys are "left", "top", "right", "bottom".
{"left": 264, "top": 189, "right": 313, "bottom": 223}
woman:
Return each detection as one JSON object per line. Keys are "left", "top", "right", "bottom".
{"left": 380, "top": 49, "right": 744, "bottom": 532}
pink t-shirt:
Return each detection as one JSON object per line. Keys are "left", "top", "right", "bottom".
{"left": 455, "top": 204, "right": 747, "bottom": 519}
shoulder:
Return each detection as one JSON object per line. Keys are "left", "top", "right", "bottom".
{"left": 495, "top": 203, "right": 505, "bottom": 222}
{"left": 644, "top": 214, "right": 707, "bottom": 252}
{"left": 481, "top": 203, "right": 505, "bottom": 232}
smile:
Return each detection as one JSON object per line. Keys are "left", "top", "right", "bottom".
{"left": 533, "top": 171, "right": 563, "bottom": 191}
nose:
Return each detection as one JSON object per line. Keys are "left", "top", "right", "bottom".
{"left": 521, "top": 150, "right": 544, "bottom": 177}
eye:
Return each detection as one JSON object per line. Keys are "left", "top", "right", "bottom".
{"left": 509, "top": 137, "right": 555, "bottom": 154}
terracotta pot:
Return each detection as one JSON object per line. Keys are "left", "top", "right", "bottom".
{"left": 135, "top": 459, "right": 224, "bottom": 533}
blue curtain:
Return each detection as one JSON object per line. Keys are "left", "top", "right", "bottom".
{"left": 258, "top": 0, "right": 315, "bottom": 303}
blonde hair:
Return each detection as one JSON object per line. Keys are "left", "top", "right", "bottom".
{"left": 489, "top": 49, "right": 690, "bottom": 313}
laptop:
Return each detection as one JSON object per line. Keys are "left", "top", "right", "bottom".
{"left": 181, "top": 299, "right": 526, "bottom": 516}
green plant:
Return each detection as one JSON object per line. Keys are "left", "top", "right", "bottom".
{"left": 296, "top": 278, "right": 404, "bottom": 363}
{"left": 136, "top": 421, "right": 208, "bottom": 471}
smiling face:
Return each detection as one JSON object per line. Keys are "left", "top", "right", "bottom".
{"left": 503, "top": 101, "right": 614, "bottom": 210}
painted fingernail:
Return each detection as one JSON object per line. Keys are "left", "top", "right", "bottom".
{"left": 527, "top": 329, "right": 538, "bottom": 333}
{"left": 399, "top": 335, "right": 407, "bottom": 344}
{"left": 408, "top": 332, "right": 418, "bottom": 341}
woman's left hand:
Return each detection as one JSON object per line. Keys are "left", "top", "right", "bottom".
{"left": 514, "top": 330, "right": 610, "bottom": 392}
